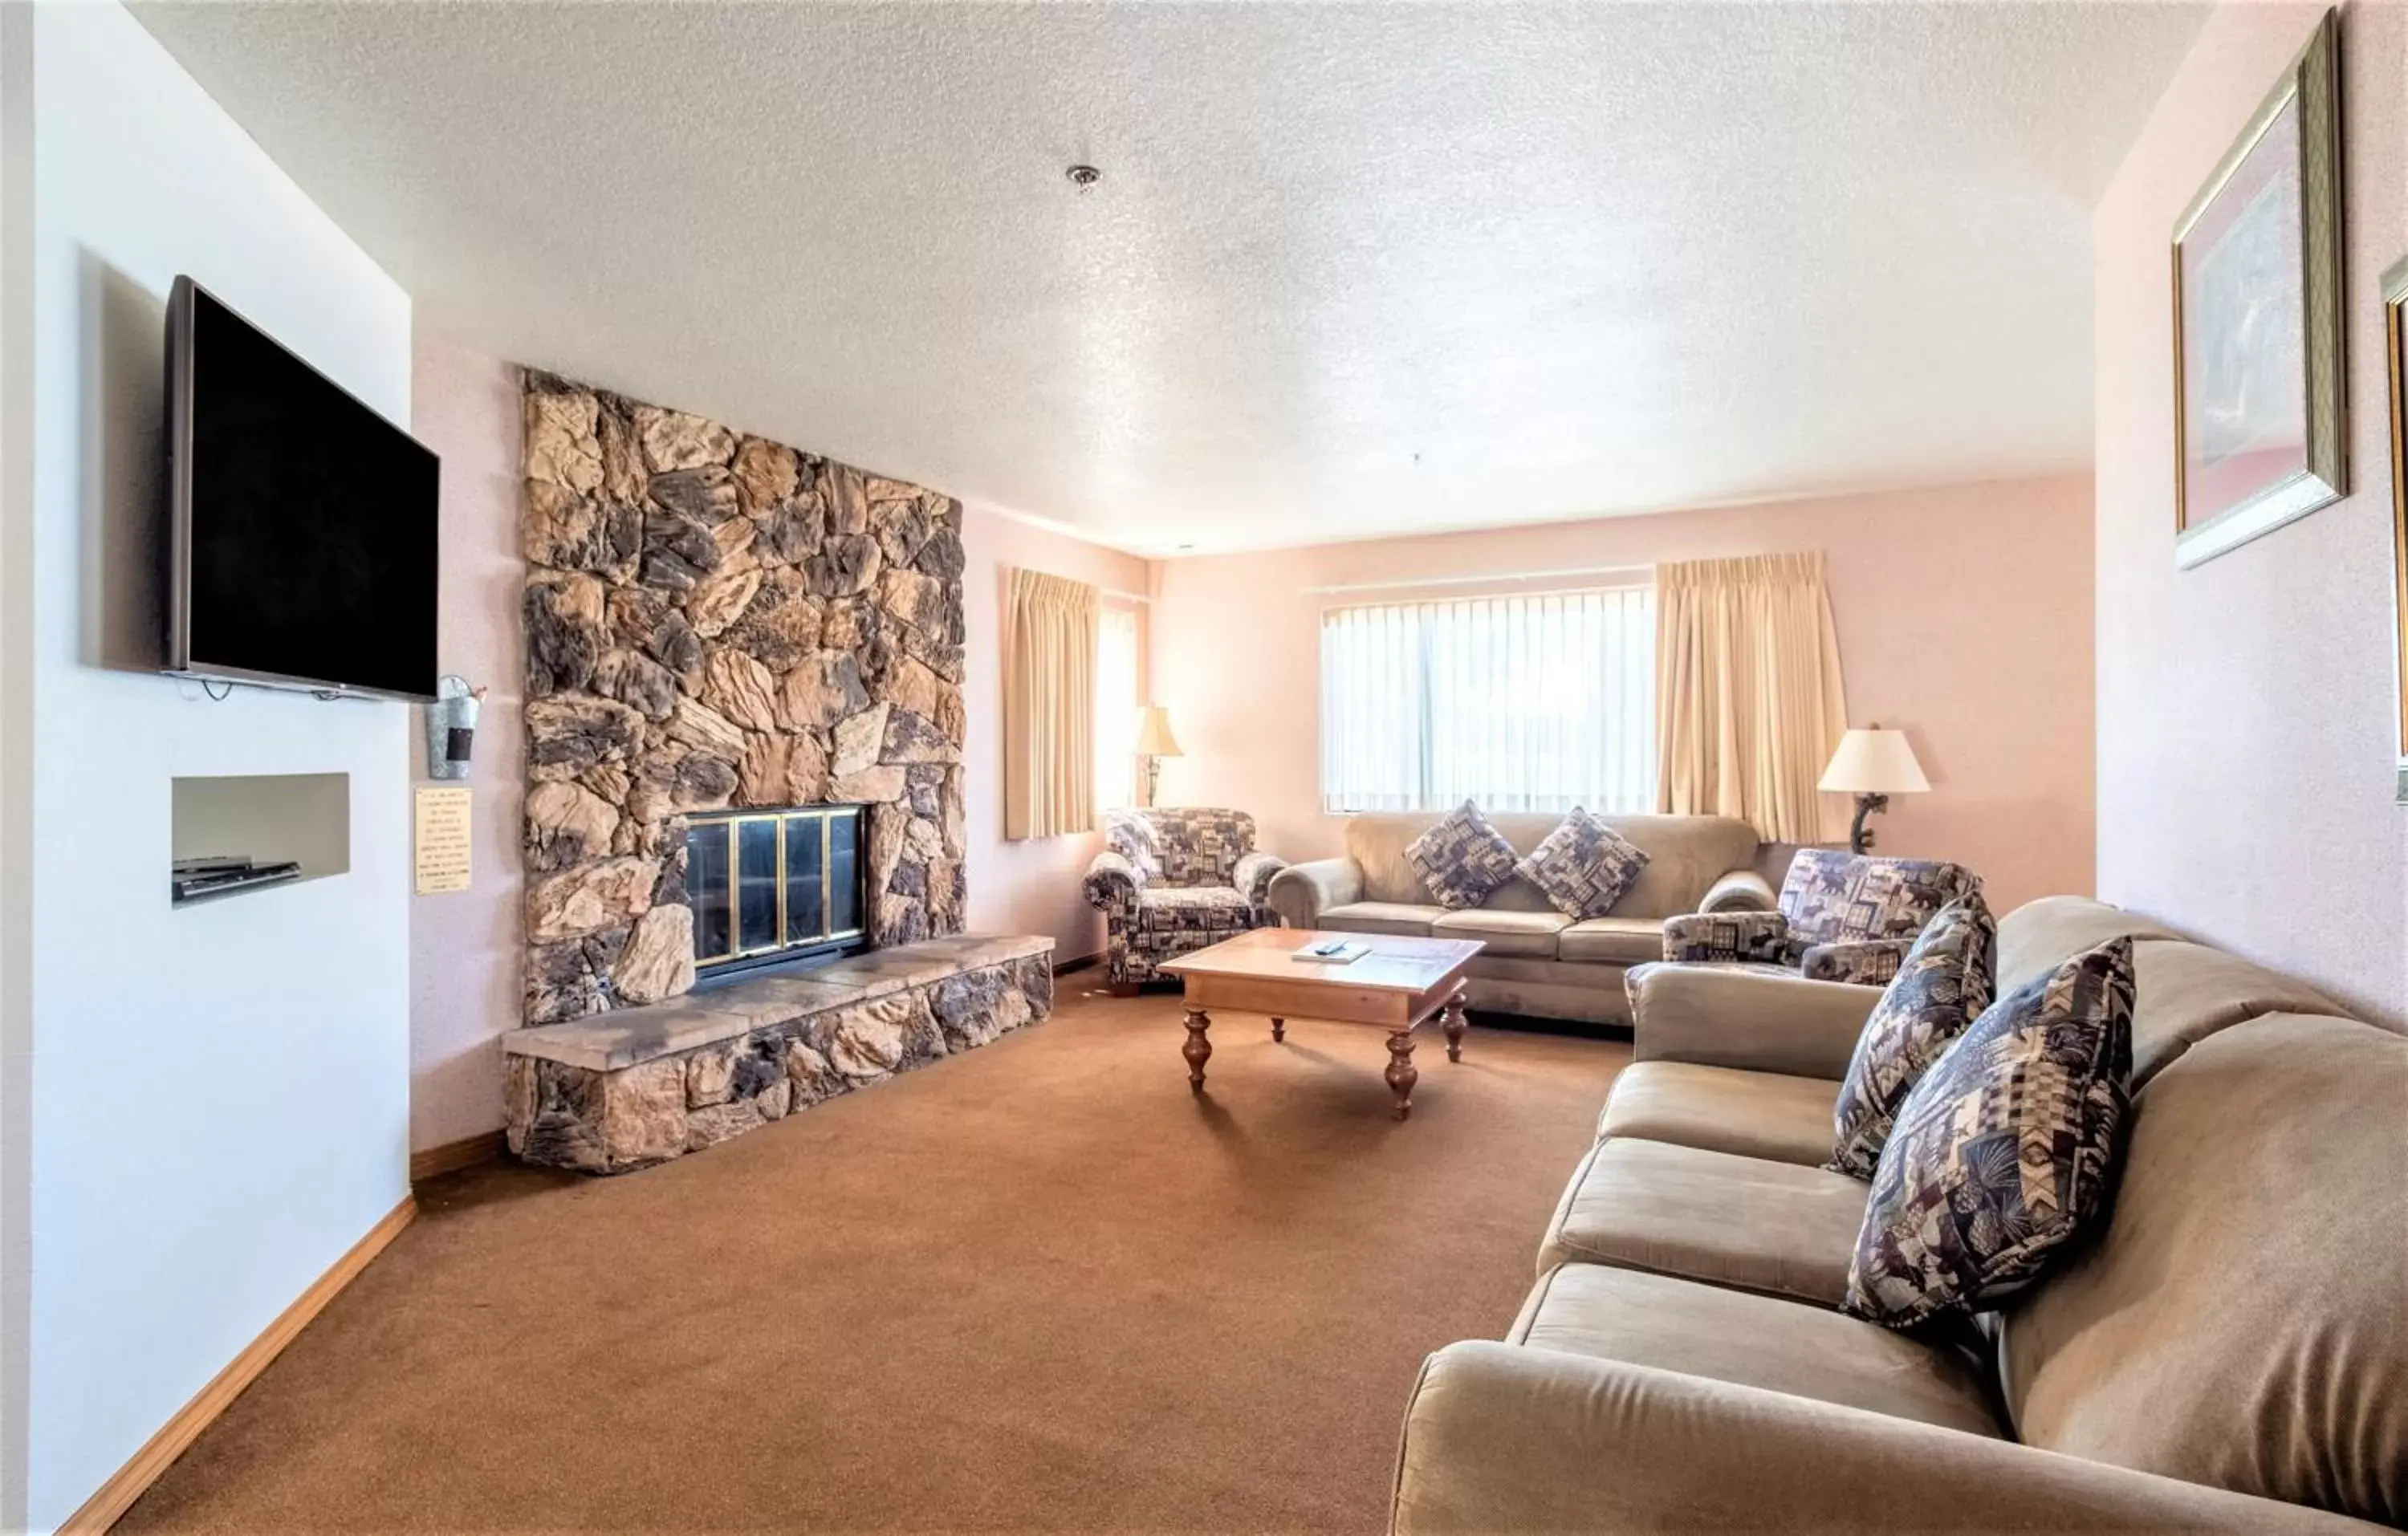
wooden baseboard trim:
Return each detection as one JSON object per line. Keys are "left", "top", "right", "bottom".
{"left": 1052, "top": 952, "right": 1102, "bottom": 976}
{"left": 409, "top": 1129, "right": 505, "bottom": 1185}
{"left": 57, "top": 1195, "right": 417, "bottom": 1535}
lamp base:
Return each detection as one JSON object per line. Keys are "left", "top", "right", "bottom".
{"left": 1847, "top": 793, "right": 1891, "bottom": 855}
{"left": 1145, "top": 756, "right": 1163, "bottom": 808}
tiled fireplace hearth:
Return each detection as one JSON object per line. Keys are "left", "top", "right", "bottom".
{"left": 506, "top": 935, "right": 1055, "bottom": 1172}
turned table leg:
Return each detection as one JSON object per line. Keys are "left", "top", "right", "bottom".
{"left": 1271, "top": 1016, "right": 1285, "bottom": 1042}
{"left": 1183, "top": 1006, "right": 1213, "bottom": 1093}
{"left": 1442, "top": 989, "right": 1468, "bottom": 1063}
{"left": 1385, "top": 1029, "right": 1418, "bottom": 1120}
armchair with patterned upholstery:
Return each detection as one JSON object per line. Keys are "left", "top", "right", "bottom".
{"left": 1659, "top": 848, "right": 1981, "bottom": 987}
{"left": 1082, "top": 808, "right": 1288, "bottom": 994}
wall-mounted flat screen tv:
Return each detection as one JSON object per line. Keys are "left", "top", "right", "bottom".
{"left": 165, "top": 275, "right": 439, "bottom": 701}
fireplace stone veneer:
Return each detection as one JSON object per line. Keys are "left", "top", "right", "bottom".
{"left": 504, "top": 935, "right": 1055, "bottom": 1172}
{"left": 519, "top": 372, "right": 968, "bottom": 1026}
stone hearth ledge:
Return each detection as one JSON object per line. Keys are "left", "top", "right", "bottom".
{"left": 509, "top": 934, "right": 1049, "bottom": 1071}
{"left": 504, "top": 934, "right": 1054, "bottom": 1173}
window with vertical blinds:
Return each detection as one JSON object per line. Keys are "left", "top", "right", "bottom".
{"left": 1320, "top": 587, "right": 1655, "bottom": 814}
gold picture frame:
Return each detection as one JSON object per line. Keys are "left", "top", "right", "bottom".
{"left": 2386, "top": 254, "right": 2408, "bottom": 803}
{"left": 2171, "top": 9, "right": 2346, "bottom": 570}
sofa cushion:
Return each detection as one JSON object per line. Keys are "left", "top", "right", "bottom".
{"left": 1845, "top": 937, "right": 2133, "bottom": 1330}
{"left": 1556, "top": 916, "right": 1664, "bottom": 965}
{"left": 1403, "top": 802, "right": 1521, "bottom": 909}
{"left": 1429, "top": 908, "right": 1572, "bottom": 958}
{"left": 1508, "top": 1263, "right": 2002, "bottom": 1438}
{"left": 1318, "top": 901, "right": 1445, "bottom": 937}
{"left": 2002, "top": 1012, "right": 2407, "bottom": 1526}
{"left": 1597, "top": 1062, "right": 1836, "bottom": 1167}
{"left": 1343, "top": 811, "right": 1757, "bottom": 917}
{"left": 1995, "top": 894, "right": 2186, "bottom": 994}
{"left": 1135, "top": 885, "right": 1252, "bottom": 929}
{"left": 1827, "top": 894, "right": 1997, "bottom": 1179}
{"left": 1538, "top": 1137, "right": 1868, "bottom": 1306}
{"left": 1514, "top": 807, "right": 1649, "bottom": 920}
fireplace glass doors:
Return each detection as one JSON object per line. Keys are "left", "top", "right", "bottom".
{"left": 686, "top": 805, "right": 867, "bottom": 975}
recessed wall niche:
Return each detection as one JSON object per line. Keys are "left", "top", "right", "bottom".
{"left": 171, "top": 772, "right": 351, "bottom": 902}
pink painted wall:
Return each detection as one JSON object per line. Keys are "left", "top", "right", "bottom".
{"left": 960, "top": 504, "right": 1153, "bottom": 965}
{"left": 408, "top": 335, "right": 526, "bottom": 1152}
{"left": 1149, "top": 475, "right": 2097, "bottom": 916}
{"left": 2093, "top": 0, "right": 2406, "bottom": 1027}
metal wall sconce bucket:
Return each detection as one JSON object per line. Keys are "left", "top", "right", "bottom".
{"left": 424, "top": 675, "right": 486, "bottom": 780}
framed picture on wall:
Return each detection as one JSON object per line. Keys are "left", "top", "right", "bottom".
{"left": 2385, "top": 254, "right": 2408, "bottom": 803}
{"left": 2170, "top": 8, "right": 2345, "bottom": 571}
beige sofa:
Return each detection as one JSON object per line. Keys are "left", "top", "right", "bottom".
{"left": 1388, "top": 896, "right": 2407, "bottom": 1532}
{"left": 1267, "top": 813, "right": 1768, "bottom": 1025}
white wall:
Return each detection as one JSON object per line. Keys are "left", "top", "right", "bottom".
{"left": 18, "top": 6, "right": 414, "bottom": 1526}
{"left": 0, "top": 6, "right": 37, "bottom": 1528}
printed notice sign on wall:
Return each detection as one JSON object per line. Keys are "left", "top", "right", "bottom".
{"left": 414, "top": 786, "right": 473, "bottom": 895}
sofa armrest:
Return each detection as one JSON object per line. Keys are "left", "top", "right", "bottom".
{"left": 1697, "top": 868, "right": 1779, "bottom": 913}
{"left": 1267, "top": 858, "right": 1363, "bottom": 929}
{"left": 1081, "top": 850, "right": 1147, "bottom": 925}
{"left": 1392, "top": 1342, "right": 2372, "bottom": 1535}
{"left": 1661, "top": 909, "right": 1789, "bottom": 965}
{"left": 1800, "top": 936, "right": 1914, "bottom": 987}
{"left": 1230, "top": 851, "right": 1289, "bottom": 912}
{"left": 1625, "top": 961, "right": 1877, "bottom": 1079}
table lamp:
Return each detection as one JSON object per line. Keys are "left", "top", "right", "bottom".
{"left": 1818, "top": 724, "right": 1929, "bottom": 855}
{"left": 1133, "top": 705, "right": 1182, "bottom": 808}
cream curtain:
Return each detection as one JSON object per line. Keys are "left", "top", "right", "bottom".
{"left": 1654, "top": 552, "right": 1849, "bottom": 843}
{"left": 1004, "top": 568, "right": 1100, "bottom": 840}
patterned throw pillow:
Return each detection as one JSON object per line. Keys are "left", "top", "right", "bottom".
{"left": 1826, "top": 894, "right": 1998, "bottom": 1179}
{"left": 1844, "top": 937, "right": 2134, "bottom": 1331}
{"left": 1403, "top": 801, "right": 1520, "bottom": 910}
{"left": 1515, "top": 807, "right": 1650, "bottom": 920}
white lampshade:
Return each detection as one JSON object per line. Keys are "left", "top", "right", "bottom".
{"left": 1133, "top": 705, "right": 1183, "bottom": 758}
{"left": 1819, "top": 728, "right": 1929, "bottom": 794}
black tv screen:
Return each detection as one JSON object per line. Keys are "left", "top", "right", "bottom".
{"left": 167, "top": 276, "right": 439, "bottom": 700}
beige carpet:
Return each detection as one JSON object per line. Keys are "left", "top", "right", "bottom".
{"left": 120, "top": 983, "right": 1629, "bottom": 1534}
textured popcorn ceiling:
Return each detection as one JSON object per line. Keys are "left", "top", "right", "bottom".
{"left": 132, "top": 2, "right": 2207, "bottom": 555}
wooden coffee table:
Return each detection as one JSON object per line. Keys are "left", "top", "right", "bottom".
{"left": 1157, "top": 929, "right": 1484, "bottom": 1120}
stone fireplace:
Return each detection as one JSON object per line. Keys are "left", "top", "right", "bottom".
{"left": 506, "top": 374, "right": 1051, "bottom": 1174}
{"left": 519, "top": 372, "right": 969, "bottom": 1026}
